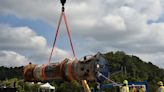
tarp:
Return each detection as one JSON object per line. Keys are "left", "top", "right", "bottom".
{"left": 40, "top": 83, "right": 55, "bottom": 89}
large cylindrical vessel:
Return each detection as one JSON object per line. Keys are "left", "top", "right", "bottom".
{"left": 23, "top": 53, "right": 109, "bottom": 82}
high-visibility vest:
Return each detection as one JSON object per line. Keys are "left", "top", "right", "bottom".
{"left": 120, "top": 85, "right": 129, "bottom": 92}
{"left": 130, "top": 88, "right": 137, "bottom": 92}
{"left": 139, "top": 88, "right": 145, "bottom": 92}
{"left": 157, "top": 86, "right": 164, "bottom": 92}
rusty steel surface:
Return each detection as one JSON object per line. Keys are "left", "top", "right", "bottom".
{"left": 23, "top": 52, "right": 109, "bottom": 82}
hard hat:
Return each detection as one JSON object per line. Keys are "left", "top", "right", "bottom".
{"left": 123, "top": 80, "right": 128, "bottom": 85}
{"left": 132, "top": 84, "right": 135, "bottom": 87}
{"left": 158, "top": 81, "right": 163, "bottom": 86}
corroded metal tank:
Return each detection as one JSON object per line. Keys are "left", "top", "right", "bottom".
{"left": 23, "top": 52, "right": 109, "bottom": 82}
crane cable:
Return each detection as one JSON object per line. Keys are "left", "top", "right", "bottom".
{"left": 48, "top": 3, "right": 76, "bottom": 64}
{"left": 49, "top": 1, "right": 90, "bottom": 92}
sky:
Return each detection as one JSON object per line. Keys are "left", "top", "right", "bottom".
{"left": 0, "top": 0, "right": 164, "bottom": 68}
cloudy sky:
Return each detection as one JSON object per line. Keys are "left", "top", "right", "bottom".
{"left": 0, "top": 0, "right": 164, "bottom": 68}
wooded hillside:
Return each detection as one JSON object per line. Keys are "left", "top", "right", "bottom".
{"left": 0, "top": 51, "right": 164, "bottom": 92}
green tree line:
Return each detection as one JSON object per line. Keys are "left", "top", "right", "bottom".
{"left": 0, "top": 51, "right": 164, "bottom": 92}
{"left": 105, "top": 51, "right": 164, "bottom": 92}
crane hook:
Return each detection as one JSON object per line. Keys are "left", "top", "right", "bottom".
{"left": 60, "top": 0, "right": 66, "bottom": 6}
{"left": 60, "top": 0, "right": 66, "bottom": 12}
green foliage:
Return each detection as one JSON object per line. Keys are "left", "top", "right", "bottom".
{"left": 56, "top": 81, "right": 82, "bottom": 92}
{"left": 0, "top": 51, "right": 164, "bottom": 92}
{"left": 0, "top": 66, "right": 23, "bottom": 80}
{"left": 105, "top": 51, "right": 164, "bottom": 92}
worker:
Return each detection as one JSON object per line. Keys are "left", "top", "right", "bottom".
{"left": 120, "top": 80, "right": 129, "bottom": 92}
{"left": 157, "top": 81, "right": 164, "bottom": 92}
{"left": 130, "top": 84, "right": 137, "bottom": 92}
{"left": 139, "top": 85, "right": 145, "bottom": 92}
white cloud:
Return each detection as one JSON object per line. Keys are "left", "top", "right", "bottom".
{"left": 0, "top": 0, "right": 164, "bottom": 68}
{"left": 103, "top": 14, "right": 126, "bottom": 31}
{"left": 0, "top": 24, "right": 69, "bottom": 66}
{"left": 0, "top": 51, "right": 27, "bottom": 67}
{"left": 0, "top": 0, "right": 60, "bottom": 25}
{"left": 0, "top": 24, "right": 47, "bottom": 51}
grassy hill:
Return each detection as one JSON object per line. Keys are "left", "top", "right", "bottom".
{"left": 0, "top": 51, "right": 164, "bottom": 91}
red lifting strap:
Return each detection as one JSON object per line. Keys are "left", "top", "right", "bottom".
{"left": 63, "top": 13, "right": 76, "bottom": 58}
{"left": 48, "top": 11, "right": 76, "bottom": 64}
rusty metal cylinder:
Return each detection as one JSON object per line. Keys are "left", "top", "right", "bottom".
{"left": 24, "top": 59, "right": 80, "bottom": 82}
{"left": 23, "top": 53, "right": 109, "bottom": 82}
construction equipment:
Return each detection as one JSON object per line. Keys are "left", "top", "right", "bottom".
{"left": 92, "top": 81, "right": 149, "bottom": 92}
{"left": 23, "top": 0, "right": 110, "bottom": 92}
{"left": 24, "top": 52, "right": 109, "bottom": 92}
{"left": 24, "top": 52, "right": 109, "bottom": 82}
